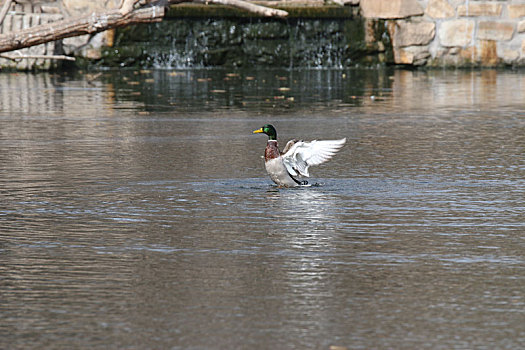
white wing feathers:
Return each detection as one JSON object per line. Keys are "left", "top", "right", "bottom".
{"left": 282, "top": 138, "right": 346, "bottom": 177}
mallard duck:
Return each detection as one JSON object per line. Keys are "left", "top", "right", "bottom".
{"left": 253, "top": 124, "right": 346, "bottom": 187}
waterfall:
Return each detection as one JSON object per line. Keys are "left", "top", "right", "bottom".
{"left": 106, "top": 17, "right": 377, "bottom": 69}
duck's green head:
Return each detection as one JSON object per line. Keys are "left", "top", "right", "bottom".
{"left": 253, "top": 124, "right": 277, "bottom": 140}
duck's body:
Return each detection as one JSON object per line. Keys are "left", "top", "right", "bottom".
{"left": 264, "top": 140, "right": 302, "bottom": 187}
{"left": 254, "top": 125, "right": 346, "bottom": 187}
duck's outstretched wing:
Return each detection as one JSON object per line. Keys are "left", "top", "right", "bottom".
{"left": 282, "top": 138, "right": 346, "bottom": 177}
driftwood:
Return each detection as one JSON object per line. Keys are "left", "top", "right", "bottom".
{"left": 0, "top": 0, "right": 288, "bottom": 54}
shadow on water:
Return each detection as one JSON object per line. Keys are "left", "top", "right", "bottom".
{"left": 0, "top": 68, "right": 524, "bottom": 349}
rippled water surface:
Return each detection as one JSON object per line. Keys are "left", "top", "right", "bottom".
{"left": 1, "top": 68, "right": 524, "bottom": 349}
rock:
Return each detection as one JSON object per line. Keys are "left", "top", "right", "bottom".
{"left": 439, "top": 19, "right": 474, "bottom": 47}
{"left": 425, "top": 0, "right": 455, "bottom": 19}
{"left": 364, "top": 18, "right": 378, "bottom": 43}
{"left": 388, "top": 20, "right": 435, "bottom": 47}
{"left": 393, "top": 45, "right": 430, "bottom": 65}
{"left": 457, "top": 3, "right": 502, "bottom": 17}
{"left": 360, "top": 0, "right": 423, "bottom": 19}
{"left": 508, "top": 4, "right": 525, "bottom": 19}
{"left": 501, "top": 48, "right": 519, "bottom": 64}
{"left": 62, "top": 0, "right": 120, "bottom": 16}
{"left": 458, "top": 46, "right": 478, "bottom": 63}
{"left": 62, "top": 32, "right": 109, "bottom": 59}
{"left": 431, "top": 46, "right": 478, "bottom": 67}
{"left": 448, "top": 47, "right": 461, "bottom": 55}
{"left": 479, "top": 40, "right": 499, "bottom": 66}
{"left": 62, "top": 35, "right": 91, "bottom": 55}
{"left": 392, "top": 46, "right": 413, "bottom": 64}
{"left": 41, "top": 5, "right": 61, "bottom": 14}
{"left": 478, "top": 21, "right": 515, "bottom": 41}
{"left": 518, "top": 20, "right": 525, "bottom": 33}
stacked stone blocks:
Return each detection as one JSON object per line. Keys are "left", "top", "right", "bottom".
{"left": 360, "top": 0, "right": 525, "bottom": 66}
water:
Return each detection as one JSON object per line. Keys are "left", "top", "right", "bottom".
{"left": 0, "top": 68, "right": 524, "bottom": 349}
{"left": 109, "top": 17, "right": 361, "bottom": 69}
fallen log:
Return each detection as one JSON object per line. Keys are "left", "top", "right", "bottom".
{"left": 0, "top": 0, "right": 288, "bottom": 54}
{"left": 0, "top": 54, "right": 76, "bottom": 61}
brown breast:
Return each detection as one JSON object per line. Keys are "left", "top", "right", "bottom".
{"left": 264, "top": 140, "right": 280, "bottom": 162}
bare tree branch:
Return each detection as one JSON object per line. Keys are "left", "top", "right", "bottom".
{"left": 0, "top": 6, "right": 165, "bottom": 54}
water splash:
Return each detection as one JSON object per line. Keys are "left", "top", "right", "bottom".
{"left": 151, "top": 50, "right": 198, "bottom": 69}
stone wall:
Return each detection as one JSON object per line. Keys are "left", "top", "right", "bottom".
{"left": 360, "top": 0, "right": 525, "bottom": 67}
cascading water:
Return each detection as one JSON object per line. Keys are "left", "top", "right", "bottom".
{"left": 102, "top": 16, "right": 387, "bottom": 69}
